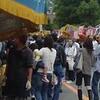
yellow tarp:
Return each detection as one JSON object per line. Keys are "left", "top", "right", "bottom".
{"left": 0, "top": 0, "right": 48, "bottom": 24}
{"left": 60, "top": 24, "right": 78, "bottom": 33}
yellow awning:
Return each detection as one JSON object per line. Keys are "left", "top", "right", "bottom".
{"left": 0, "top": 0, "right": 48, "bottom": 24}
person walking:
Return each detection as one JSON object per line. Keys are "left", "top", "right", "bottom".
{"left": 75, "top": 38, "right": 94, "bottom": 100}
{"left": 32, "top": 35, "right": 56, "bottom": 100}
{"left": 92, "top": 35, "right": 100, "bottom": 100}
{"left": 51, "top": 33, "right": 66, "bottom": 100}
{"left": 65, "top": 39, "right": 77, "bottom": 83}
{"left": 4, "top": 34, "right": 33, "bottom": 100}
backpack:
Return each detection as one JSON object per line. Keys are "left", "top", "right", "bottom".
{"left": 53, "top": 43, "right": 66, "bottom": 78}
{"left": 54, "top": 43, "right": 66, "bottom": 67}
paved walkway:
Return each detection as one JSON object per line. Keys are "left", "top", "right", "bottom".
{"left": 60, "top": 82, "right": 89, "bottom": 100}
{"left": 60, "top": 68, "right": 100, "bottom": 100}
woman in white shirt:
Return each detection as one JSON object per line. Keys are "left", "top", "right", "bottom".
{"left": 65, "top": 40, "right": 77, "bottom": 82}
{"left": 40, "top": 35, "right": 56, "bottom": 100}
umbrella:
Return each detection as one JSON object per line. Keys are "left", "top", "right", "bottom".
{"left": 0, "top": 0, "right": 48, "bottom": 41}
{"left": 60, "top": 24, "right": 78, "bottom": 33}
{"left": 60, "top": 24, "right": 78, "bottom": 38}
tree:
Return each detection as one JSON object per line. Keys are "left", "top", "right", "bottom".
{"left": 53, "top": 0, "right": 82, "bottom": 27}
{"left": 53, "top": 0, "right": 100, "bottom": 27}
{"left": 89, "top": 0, "right": 100, "bottom": 25}
{"left": 77, "top": 0, "right": 100, "bottom": 25}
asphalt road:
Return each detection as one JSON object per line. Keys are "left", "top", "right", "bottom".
{"left": 60, "top": 68, "right": 100, "bottom": 100}
{"left": 60, "top": 82, "right": 89, "bottom": 100}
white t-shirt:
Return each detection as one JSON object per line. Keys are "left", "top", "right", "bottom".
{"left": 65, "top": 45, "right": 77, "bottom": 59}
{"left": 65, "top": 45, "right": 77, "bottom": 70}
{"left": 94, "top": 44, "right": 100, "bottom": 73}
{"left": 40, "top": 47, "right": 56, "bottom": 73}
{"left": 92, "top": 40, "right": 98, "bottom": 51}
{"left": 74, "top": 42, "right": 80, "bottom": 49}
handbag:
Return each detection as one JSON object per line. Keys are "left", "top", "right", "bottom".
{"left": 74, "top": 52, "right": 83, "bottom": 71}
{"left": 51, "top": 74, "right": 58, "bottom": 85}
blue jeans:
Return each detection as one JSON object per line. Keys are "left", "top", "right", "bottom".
{"left": 42, "top": 74, "right": 53, "bottom": 100}
{"left": 92, "top": 71, "right": 100, "bottom": 100}
{"left": 52, "top": 76, "right": 61, "bottom": 100}
{"left": 54, "top": 64, "right": 64, "bottom": 78}
{"left": 53, "top": 64, "right": 63, "bottom": 100}
{"left": 41, "top": 82, "right": 48, "bottom": 100}
{"left": 32, "top": 73, "right": 43, "bottom": 100}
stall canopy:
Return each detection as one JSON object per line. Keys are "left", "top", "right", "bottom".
{"left": 0, "top": 0, "right": 48, "bottom": 24}
{"left": 60, "top": 24, "right": 78, "bottom": 33}
{"left": 60, "top": 24, "right": 78, "bottom": 38}
{"left": 0, "top": 0, "right": 48, "bottom": 41}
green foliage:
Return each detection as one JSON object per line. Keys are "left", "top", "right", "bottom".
{"left": 77, "top": 0, "right": 100, "bottom": 25}
{"left": 44, "top": 23, "right": 59, "bottom": 30}
{"left": 53, "top": 0, "right": 100, "bottom": 27}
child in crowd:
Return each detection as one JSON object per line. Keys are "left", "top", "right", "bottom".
{"left": 34, "top": 49, "right": 49, "bottom": 83}
{"left": 29, "top": 43, "right": 49, "bottom": 83}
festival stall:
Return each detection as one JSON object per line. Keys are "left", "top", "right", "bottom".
{"left": 0, "top": 0, "right": 48, "bottom": 88}
{"left": 0, "top": 0, "right": 48, "bottom": 41}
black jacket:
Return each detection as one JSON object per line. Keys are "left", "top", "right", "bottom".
{"left": 53, "top": 42, "right": 66, "bottom": 68}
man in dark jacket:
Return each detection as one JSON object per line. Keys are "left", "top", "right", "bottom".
{"left": 5, "top": 34, "right": 33, "bottom": 100}
{"left": 51, "top": 33, "right": 66, "bottom": 100}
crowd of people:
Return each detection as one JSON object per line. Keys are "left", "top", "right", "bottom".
{"left": 0, "top": 30, "right": 99, "bottom": 100}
